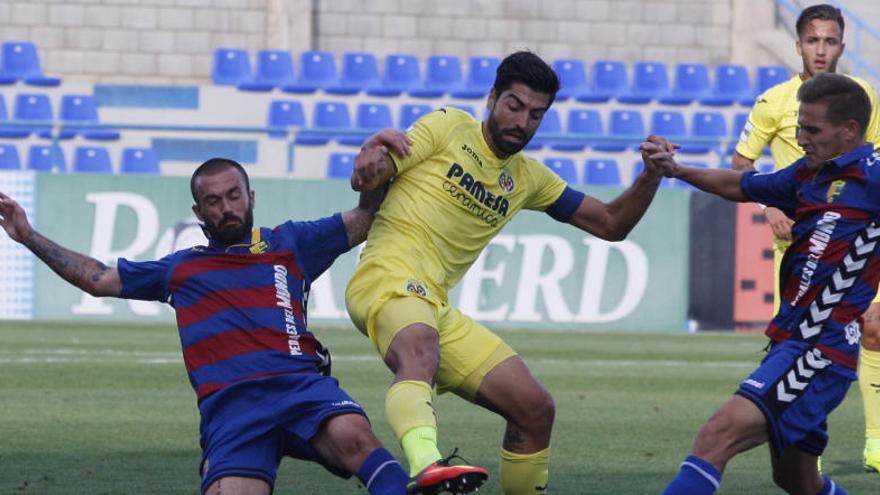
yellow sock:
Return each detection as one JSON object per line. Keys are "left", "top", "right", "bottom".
{"left": 500, "top": 447, "right": 550, "bottom": 495}
{"left": 860, "top": 346, "right": 880, "bottom": 440}
{"left": 386, "top": 380, "right": 441, "bottom": 475}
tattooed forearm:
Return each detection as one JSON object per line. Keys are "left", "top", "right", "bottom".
{"left": 22, "top": 229, "right": 118, "bottom": 296}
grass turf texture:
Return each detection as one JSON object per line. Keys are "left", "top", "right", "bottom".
{"left": 0, "top": 320, "right": 876, "bottom": 494}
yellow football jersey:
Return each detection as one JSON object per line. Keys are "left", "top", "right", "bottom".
{"left": 349, "top": 107, "right": 568, "bottom": 302}
{"left": 735, "top": 73, "right": 880, "bottom": 170}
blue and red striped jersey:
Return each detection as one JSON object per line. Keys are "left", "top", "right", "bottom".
{"left": 118, "top": 214, "right": 350, "bottom": 401}
{"left": 741, "top": 144, "right": 880, "bottom": 372}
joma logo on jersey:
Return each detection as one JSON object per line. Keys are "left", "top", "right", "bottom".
{"left": 461, "top": 143, "right": 483, "bottom": 168}
{"left": 445, "top": 163, "right": 510, "bottom": 216}
{"left": 826, "top": 179, "right": 846, "bottom": 203}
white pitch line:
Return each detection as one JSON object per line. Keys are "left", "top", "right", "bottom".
{"left": 0, "top": 350, "right": 755, "bottom": 368}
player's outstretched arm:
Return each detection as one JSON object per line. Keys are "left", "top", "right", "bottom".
{"left": 643, "top": 141, "right": 749, "bottom": 202}
{"left": 566, "top": 135, "right": 670, "bottom": 241}
{"left": 341, "top": 180, "right": 389, "bottom": 247}
{"left": 350, "top": 129, "right": 410, "bottom": 192}
{"left": 0, "top": 192, "right": 121, "bottom": 297}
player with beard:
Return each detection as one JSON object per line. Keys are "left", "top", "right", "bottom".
{"left": 345, "top": 51, "right": 670, "bottom": 495}
{"left": 0, "top": 157, "right": 411, "bottom": 495}
{"left": 731, "top": 4, "right": 880, "bottom": 471}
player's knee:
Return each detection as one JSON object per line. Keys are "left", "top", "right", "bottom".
{"left": 692, "top": 413, "right": 736, "bottom": 459}
{"left": 514, "top": 388, "right": 555, "bottom": 433}
{"left": 386, "top": 325, "right": 440, "bottom": 378}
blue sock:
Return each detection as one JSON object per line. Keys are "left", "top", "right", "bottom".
{"left": 357, "top": 448, "right": 409, "bottom": 495}
{"left": 818, "top": 475, "right": 848, "bottom": 495}
{"left": 661, "top": 455, "right": 722, "bottom": 495}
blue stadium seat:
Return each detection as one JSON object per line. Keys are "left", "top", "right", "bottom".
{"left": 73, "top": 146, "right": 113, "bottom": 174}
{"left": 340, "top": 103, "right": 394, "bottom": 146}
{"left": 553, "top": 108, "right": 603, "bottom": 152}
{"left": 650, "top": 110, "right": 687, "bottom": 141}
{"left": 27, "top": 144, "right": 66, "bottom": 172}
{"left": 727, "top": 112, "right": 749, "bottom": 155}
{"left": 578, "top": 60, "right": 628, "bottom": 103}
{"left": 584, "top": 158, "right": 621, "bottom": 186}
{"left": 681, "top": 111, "right": 727, "bottom": 155}
{"left": 552, "top": 59, "right": 589, "bottom": 101}
{"left": 120, "top": 148, "right": 159, "bottom": 174}
{"left": 451, "top": 56, "right": 500, "bottom": 99}
{"left": 410, "top": 55, "right": 463, "bottom": 98}
{"left": 296, "top": 101, "right": 352, "bottom": 146}
{"left": 1, "top": 41, "right": 60, "bottom": 86}
{"left": 755, "top": 65, "right": 790, "bottom": 96}
{"left": 238, "top": 49, "right": 294, "bottom": 91}
{"left": 327, "top": 152, "right": 356, "bottom": 179}
{"left": 368, "top": 54, "right": 422, "bottom": 97}
{"left": 398, "top": 104, "right": 432, "bottom": 130}
{"left": 448, "top": 104, "right": 476, "bottom": 117}
{"left": 624, "top": 61, "right": 670, "bottom": 103}
{"left": 700, "top": 64, "right": 753, "bottom": 106}
{"left": 593, "top": 110, "right": 644, "bottom": 152}
{"left": 0, "top": 144, "right": 22, "bottom": 170}
{"left": 59, "top": 95, "right": 120, "bottom": 141}
{"left": 212, "top": 48, "right": 252, "bottom": 86}
{"left": 281, "top": 51, "right": 338, "bottom": 94}
{"left": 14, "top": 93, "right": 53, "bottom": 138}
{"left": 525, "top": 108, "right": 561, "bottom": 150}
{"left": 266, "top": 100, "right": 306, "bottom": 139}
{"left": 543, "top": 157, "right": 578, "bottom": 185}
{"left": 659, "top": 63, "right": 711, "bottom": 105}
{"left": 0, "top": 95, "right": 27, "bottom": 138}
{"left": 326, "top": 52, "right": 381, "bottom": 95}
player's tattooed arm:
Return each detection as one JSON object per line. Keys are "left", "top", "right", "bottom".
{"left": 342, "top": 181, "right": 389, "bottom": 247}
{"left": 0, "top": 191, "right": 121, "bottom": 297}
{"left": 22, "top": 230, "right": 122, "bottom": 297}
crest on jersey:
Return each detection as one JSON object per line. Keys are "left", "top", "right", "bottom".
{"left": 845, "top": 320, "right": 861, "bottom": 346}
{"left": 498, "top": 171, "right": 515, "bottom": 193}
{"left": 406, "top": 279, "right": 427, "bottom": 297}
{"left": 826, "top": 180, "right": 846, "bottom": 203}
{"left": 738, "top": 121, "right": 753, "bottom": 143}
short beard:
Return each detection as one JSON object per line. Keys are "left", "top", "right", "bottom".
{"left": 204, "top": 208, "right": 254, "bottom": 246}
{"left": 487, "top": 105, "right": 530, "bottom": 156}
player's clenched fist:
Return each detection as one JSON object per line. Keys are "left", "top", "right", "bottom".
{"left": 0, "top": 191, "right": 32, "bottom": 243}
{"left": 351, "top": 128, "right": 411, "bottom": 191}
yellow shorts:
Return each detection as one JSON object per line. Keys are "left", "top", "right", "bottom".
{"left": 346, "top": 278, "right": 516, "bottom": 401}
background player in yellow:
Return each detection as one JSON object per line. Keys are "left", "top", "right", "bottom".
{"left": 345, "top": 51, "right": 671, "bottom": 495}
{"left": 731, "top": 3, "right": 880, "bottom": 472}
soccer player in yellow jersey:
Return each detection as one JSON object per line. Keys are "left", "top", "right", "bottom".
{"left": 345, "top": 51, "right": 669, "bottom": 494}
{"left": 732, "top": 3, "right": 880, "bottom": 472}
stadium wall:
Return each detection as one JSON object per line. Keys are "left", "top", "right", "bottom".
{"left": 15, "top": 173, "right": 690, "bottom": 331}
{"left": 0, "top": 0, "right": 789, "bottom": 85}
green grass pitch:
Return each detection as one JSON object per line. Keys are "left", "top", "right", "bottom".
{"left": 0, "top": 320, "right": 877, "bottom": 494}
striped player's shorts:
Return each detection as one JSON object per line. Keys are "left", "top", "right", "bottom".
{"left": 736, "top": 340, "right": 855, "bottom": 457}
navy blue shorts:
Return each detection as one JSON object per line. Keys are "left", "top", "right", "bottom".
{"left": 735, "top": 341, "right": 854, "bottom": 457}
{"left": 197, "top": 372, "right": 366, "bottom": 494}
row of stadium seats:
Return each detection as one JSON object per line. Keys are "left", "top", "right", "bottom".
{"left": 0, "top": 143, "right": 158, "bottom": 174}
{"left": 268, "top": 99, "right": 751, "bottom": 154}
{"left": 0, "top": 93, "right": 118, "bottom": 140}
{"left": 213, "top": 48, "right": 790, "bottom": 106}
{"left": 325, "top": 152, "right": 773, "bottom": 186}
{"left": 0, "top": 41, "right": 61, "bottom": 86}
